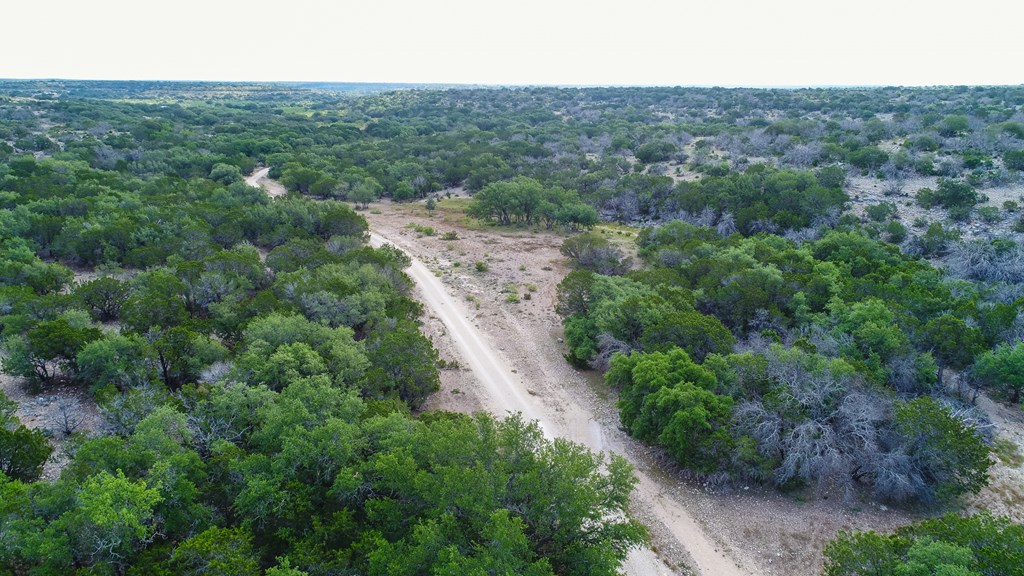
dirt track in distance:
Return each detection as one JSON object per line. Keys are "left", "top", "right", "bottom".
{"left": 245, "top": 166, "right": 288, "bottom": 197}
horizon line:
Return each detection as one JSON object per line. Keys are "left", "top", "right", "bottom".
{"left": 2, "top": 77, "right": 1024, "bottom": 91}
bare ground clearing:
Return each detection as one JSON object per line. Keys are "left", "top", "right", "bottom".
{"left": 846, "top": 175, "right": 1024, "bottom": 240}
{"left": 0, "top": 352, "right": 106, "bottom": 480}
{"left": 0, "top": 267, "right": 114, "bottom": 479}
{"left": 966, "top": 392, "right": 1024, "bottom": 523}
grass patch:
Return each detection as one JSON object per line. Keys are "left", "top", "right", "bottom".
{"left": 994, "top": 438, "right": 1024, "bottom": 467}
{"left": 407, "top": 223, "right": 436, "bottom": 236}
{"left": 989, "top": 478, "right": 1024, "bottom": 509}
{"left": 502, "top": 283, "right": 521, "bottom": 303}
{"left": 438, "top": 358, "right": 461, "bottom": 370}
{"left": 595, "top": 222, "right": 640, "bottom": 237}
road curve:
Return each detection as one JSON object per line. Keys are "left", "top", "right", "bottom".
{"left": 245, "top": 166, "right": 287, "bottom": 197}
{"left": 369, "top": 231, "right": 747, "bottom": 576}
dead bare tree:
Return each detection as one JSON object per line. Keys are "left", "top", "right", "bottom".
{"left": 783, "top": 227, "right": 821, "bottom": 245}
{"left": 696, "top": 207, "right": 717, "bottom": 228}
{"left": 882, "top": 178, "right": 905, "bottom": 197}
{"left": 887, "top": 354, "right": 936, "bottom": 396}
{"left": 176, "top": 381, "right": 274, "bottom": 457}
{"left": 871, "top": 450, "right": 924, "bottom": 503}
{"left": 733, "top": 348, "right": 890, "bottom": 498}
{"left": 1001, "top": 311, "right": 1024, "bottom": 344}
{"left": 715, "top": 212, "right": 737, "bottom": 237}
{"left": 748, "top": 219, "right": 780, "bottom": 235}
{"left": 592, "top": 333, "right": 632, "bottom": 372}
{"left": 782, "top": 142, "right": 824, "bottom": 167}
{"left": 939, "top": 397, "right": 995, "bottom": 442}
{"left": 99, "top": 384, "right": 167, "bottom": 436}
{"left": 48, "top": 398, "right": 85, "bottom": 437}
{"left": 947, "top": 240, "right": 1024, "bottom": 284}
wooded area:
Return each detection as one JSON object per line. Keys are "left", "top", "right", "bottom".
{"left": 2, "top": 80, "right": 1023, "bottom": 574}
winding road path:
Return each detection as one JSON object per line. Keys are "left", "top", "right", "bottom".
{"left": 245, "top": 166, "right": 288, "bottom": 197}
{"left": 249, "top": 167, "right": 750, "bottom": 575}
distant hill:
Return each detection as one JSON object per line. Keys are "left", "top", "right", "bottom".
{"left": 288, "top": 81, "right": 483, "bottom": 93}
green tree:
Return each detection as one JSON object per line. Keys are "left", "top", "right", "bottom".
{"left": 0, "top": 240, "right": 74, "bottom": 294}
{"left": 209, "top": 163, "right": 243, "bottom": 185}
{"left": 1004, "top": 150, "right": 1024, "bottom": 171}
{"left": 349, "top": 178, "right": 381, "bottom": 209}
{"left": 362, "top": 319, "right": 440, "bottom": 408}
{"left": 823, "top": 530, "right": 902, "bottom": 576}
{"left": 150, "top": 327, "right": 227, "bottom": 391}
{"left": 639, "top": 309, "right": 735, "bottom": 362}
{"left": 560, "top": 233, "right": 629, "bottom": 276}
{"left": 247, "top": 342, "right": 328, "bottom": 391}
{"left": 280, "top": 165, "right": 322, "bottom": 194}
{"left": 938, "top": 115, "right": 970, "bottom": 137}
{"left": 973, "top": 342, "right": 1024, "bottom": 403}
{"left": 555, "top": 270, "right": 595, "bottom": 318}
{"left": 919, "top": 315, "right": 985, "bottom": 383}
{"left": 631, "top": 381, "right": 734, "bottom": 472}
{"left": 607, "top": 347, "right": 717, "bottom": 433}
{"left": 901, "top": 513, "right": 1024, "bottom": 576}
{"left": 934, "top": 178, "right": 978, "bottom": 210}
{"left": 463, "top": 153, "right": 512, "bottom": 192}
{"left": 77, "top": 334, "right": 158, "bottom": 394}
{"left": 74, "top": 276, "right": 131, "bottom": 322}
{"left": 894, "top": 539, "right": 981, "bottom": 576}
{"left": 831, "top": 298, "right": 910, "bottom": 383}
{"left": 890, "top": 397, "right": 991, "bottom": 504}
{"left": 467, "top": 177, "right": 546, "bottom": 225}
{"left": 849, "top": 146, "right": 889, "bottom": 170}
{"left": 2, "top": 316, "right": 103, "bottom": 386}
{"left": 121, "top": 270, "right": 188, "bottom": 334}
{"left": 0, "top": 391, "right": 52, "bottom": 481}
{"left": 634, "top": 141, "right": 677, "bottom": 164}
{"left": 234, "top": 313, "right": 369, "bottom": 387}
{"left": 824, "top": 513, "right": 1023, "bottom": 576}
{"left": 170, "top": 526, "right": 261, "bottom": 576}
{"left": 57, "top": 470, "right": 163, "bottom": 571}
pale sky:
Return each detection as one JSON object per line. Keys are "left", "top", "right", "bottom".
{"left": 5, "top": 0, "right": 1022, "bottom": 87}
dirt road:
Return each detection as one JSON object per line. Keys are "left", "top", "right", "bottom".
{"left": 369, "top": 230, "right": 747, "bottom": 576}
{"left": 245, "top": 166, "right": 288, "bottom": 197}
{"left": 369, "top": 232, "right": 551, "bottom": 436}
